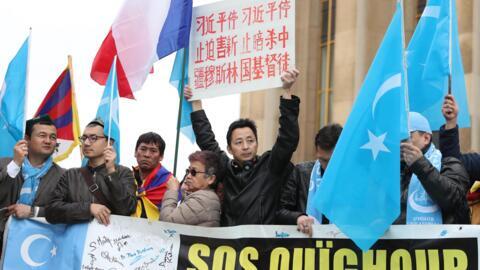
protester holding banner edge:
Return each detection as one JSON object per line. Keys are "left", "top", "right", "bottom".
{"left": 45, "top": 118, "right": 136, "bottom": 225}
{"left": 276, "top": 123, "right": 342, "bottom": 236}
{"left": 0, "top": 115, "right": 65, "bottom": 253}
{"left": 185, "top": 69, "right": 300, "bottom": 226}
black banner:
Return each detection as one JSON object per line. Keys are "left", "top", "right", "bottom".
{"left": 178, "top": 235, "right": 477, "bottom": 269}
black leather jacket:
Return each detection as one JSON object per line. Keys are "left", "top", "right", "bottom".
{"left": 395, "top": 156, "right": 470, "bottom": 224}
{"left": 191, "top": 96, "right": 300, "bottom": 226}
{"left": 276, "top": 161, "right": 330, "bottom": 224}
{"left": 45, "top": 164, "right": 137, "bottom": 224}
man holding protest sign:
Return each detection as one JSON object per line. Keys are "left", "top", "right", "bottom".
{"left": 185, "top": 69, "right": 300, "bottom": 226}
{"left": 45, "top": 118, "right": 136, "bottom": 225}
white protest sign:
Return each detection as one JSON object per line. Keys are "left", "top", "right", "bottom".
{"left": 188, "top": 0, "right": 295, "bottom": 100}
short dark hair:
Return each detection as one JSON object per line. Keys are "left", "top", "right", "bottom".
{"left": 188, "top": 150, "right": 222, "bottom": 189}
{"left": 315, "top": 123, "right": 342, "bottom": 151}
{"left": 226, "top": 118, "right": 258, "bottom": 146}
{"left": 85, "top": 118, "right": 115, "bottom": 142}
{"left": 135, "top": 132, "right": 166, "bottom": 155}
{"left": 25, "top": 115, "right": 56, "bottom": 137}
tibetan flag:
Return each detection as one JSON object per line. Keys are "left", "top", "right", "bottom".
{"left": 90, "top": 0, "right": 193, "bottom": 99}
{"left": 0, "top": 36, "right": 29, "bottom": 158}
{"left": 35, "top": 56, "right": 81, "bottom": 162}
{"left": 313, "top": 1, "right": 408, "bottom": 251}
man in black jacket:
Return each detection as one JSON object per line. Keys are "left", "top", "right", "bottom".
{"left": 395, "top": 112, "right": 469, "bottom": 224}
{"left": 46, "top": 119, "right": 136, "bottom": 225}
{"left": 0, "top": 115, "right": 64, "bottom": 252}
{"left": 184, "top": 69, "right": 300, "bottom": 226}
{"left": 276, "top": 123, "right": 342, "bottom": 235}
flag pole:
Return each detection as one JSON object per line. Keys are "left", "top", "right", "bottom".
{"left": 173, "top": 49, "right": 187, "bottom": 177}
{"left": 67, "top": 55, "right": 83, "bottom": 160}
{"left": 400, "top": 0, "right": 411, "bottom": 132}
{"left": 23, "top": 28, "right": 32, "bottom": 137}
{"left": 107, "top": 56, "right": 117, "bottom": 146}
{"left": 448, "top": 0, "right": 453, "bottom": 94}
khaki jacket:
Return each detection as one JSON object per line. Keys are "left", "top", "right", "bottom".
{"left": 160, "top": 188, "right": 220, "bottom": 227}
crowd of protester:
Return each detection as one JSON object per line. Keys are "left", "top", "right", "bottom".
{"left": 0, "top": 68, "right": 476, "bottom": 254}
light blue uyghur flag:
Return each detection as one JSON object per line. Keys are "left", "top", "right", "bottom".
{"left": 169, "top": 47, "right": 195, "bottom": 143}
{"left": 313, "top": 2, "right": 408, "bottom": 251}
{"left": 407, "top": 0, "right": 469, "bottom": 129}
{"left": 2, "top": 218, "right": 88, "bottom": 270}
{"left": 96, "top": 59, "right": 121, "bottom": 164}
{"left": 0, "top": 36, "right": 29, "bottom": 158}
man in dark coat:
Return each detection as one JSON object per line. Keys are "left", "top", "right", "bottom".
{"left": 0, "top": 115, "right": 64, "bottom": 252}
{"left": 276, "top": 123, "right": 342, "bottom": 235}
{"left": 184, "top": 69, "right": 300, "bottom": 226}
{"left": 395, "top": 112, "right": 470, "bottom": 224}
{"left": 46, "top": 119, "right": 136, "bottom": 225}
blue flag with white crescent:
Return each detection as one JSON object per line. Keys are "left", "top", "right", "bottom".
{"left": 407, "top": 0, "right": 470, "bottom": 129}
{"left": 96, "top": 59, "right": 121, "bottom": 164}
{"left": 313, "top": 2, "right": 408, "bottom": 251}
{"left": 0, "top": 36, "right": 29, "bottom": 158}
{"left": 2, "top": 218, "right": 88, "bottom": 270}
{"left": 170, "top": 47, "right": 195, "bottom": 143}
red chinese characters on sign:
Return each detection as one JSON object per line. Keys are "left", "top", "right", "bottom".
{"left": 192, "top": 0, "right": 293, "bottom": 91}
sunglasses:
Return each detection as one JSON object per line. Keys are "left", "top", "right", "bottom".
{"left": 185, "top": 168, "right": 207, "bottom": 177}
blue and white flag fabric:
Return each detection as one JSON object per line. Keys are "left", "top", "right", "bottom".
{"left": 305, "top": 160, "right": 323, "bottom": 224}
{"left": 170, "top": 48, "right": 195, "bottom": 143}
{"left": 0, "top": 36, "right": 29, "bottom": 158}
{"left": 2, "top": 218, "right": 87, "bottom": 270}
{"left": 95, "top": 59, "right": 121, "bottom": 164}
{"left": 407, "top": 0, "right": 470, "bottom": 129}
{"left": 313, "top": 2, "right": 408, "bottom": 251}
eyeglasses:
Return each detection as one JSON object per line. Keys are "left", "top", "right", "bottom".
{"left": 185, "top": 168, "right": 207, "bottom": 177}
{"left": 79, "top": 135, "right": 106, "bottom": 143}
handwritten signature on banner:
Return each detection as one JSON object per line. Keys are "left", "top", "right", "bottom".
{"left": 81, "top": 219, "right": 177, "bottom": 270}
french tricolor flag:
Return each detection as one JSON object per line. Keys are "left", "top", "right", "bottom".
{"left": 91, "top": 0, "right": 192, "bottom": 99}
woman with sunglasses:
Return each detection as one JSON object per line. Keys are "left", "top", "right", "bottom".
{"left": 160, "top": 151, "right": 221, "bottom": 226}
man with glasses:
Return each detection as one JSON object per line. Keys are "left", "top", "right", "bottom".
{"left": 0, "top": 115, "right": 64, "bottom": 252}
{"left": 46, "top": 118, "right": 136, "bottom": 225}
{"left": 132, "top": 132, "right": 175, "bottom": 220}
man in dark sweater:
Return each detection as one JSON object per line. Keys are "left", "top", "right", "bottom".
{"left": 184, "top": 69, "right": 300, "bottom": 226}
